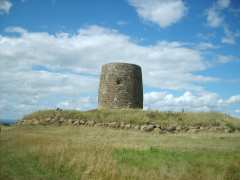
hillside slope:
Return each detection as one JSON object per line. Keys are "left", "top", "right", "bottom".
{"left": 18, "top": 109, "right": 240, "bottom": 133}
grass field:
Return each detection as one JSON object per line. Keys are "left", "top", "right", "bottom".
{"left": 1, "top": 125, "right": 240, "bottom": 180}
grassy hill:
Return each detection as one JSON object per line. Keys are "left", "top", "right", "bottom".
{"left": 1, "top": 109, "right": 240, "bottom": 180}
{"left": 19, "top": 109, "right": 240, "bottom": 133}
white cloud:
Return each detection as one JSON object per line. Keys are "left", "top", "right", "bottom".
{"left": 1, "top": 26, "right": 212, "bottom": 90}
{"left": 196, "top": 42, "right": 218, "bottom": 50}
{"left": 144, "top": 91, "right": 221, "bottom": 111}
{"left": 206, "top": 0, "right": 230, "bottom": 28}
{"left": 57, "top": 96, "right": 97, "bottom": 110}
{"left": 144, "top": 91, "right": 240, "bottom": 112}
{"left": 221, "top": 25, "right": 239, "bottom": 45}
{"left": 128, "top": 0, "right": 187, "bottom": 28}
{"left": 226, "top": 95, "right": 240, "bottom": 104}
{"left": 0, "top": 0, "right": 12, "bottom": 14}
{"left": 217, "top": 54, "right": 236, "bottom": 64}
{"left": 217, "top": 0, "right": 230, "bottom": 9}
{"left": 0, "top": 69, "right": 98, "bottom": 119}
{"left": 0, "top": 25, "right": 218, "bottom": 119}
{"left": 206, "top": 7, "right": 223, "bottom": 28}
{"left": 5, "top": 26, "right": 27, "bottom": 34}
{"left": 222, "top": 35, "right": 235, "bottom": 44}
{"left": 205, "top": 0, "right": 239, "bottom": 45}
{"left": 235, "top": 109, "right": 240, "bottom": 113}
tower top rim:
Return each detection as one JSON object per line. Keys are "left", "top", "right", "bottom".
{"left": 102, "top": 62, "right": 141, "bottom": 69}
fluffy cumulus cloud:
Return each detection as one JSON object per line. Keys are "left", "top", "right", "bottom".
{"left": 0, "top": 25, "right": 234, "bottom": 119}
{"left": 144, "top": 91, "right": 240, "bottom": 112}
{"left": 1, "top": 25, "right": 212, "bottom": 89}
{"left": 0, "top": 69, "right": 98, "bottom": 119}
{"left": 226, "top": 95, "right": 240, "bottom": 104}
{"left": 128, "top": 0, "right": 187, "bottom": 28}
{"left": 0, "top": 0, "right": 12, "bottom": 14}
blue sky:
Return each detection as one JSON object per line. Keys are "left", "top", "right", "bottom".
{"left": 0, "top": 0, "right": 240, "bottom": 120}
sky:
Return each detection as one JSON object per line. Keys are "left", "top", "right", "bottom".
{"left": 0, "top": 0, "right": 240, "bottom": 120}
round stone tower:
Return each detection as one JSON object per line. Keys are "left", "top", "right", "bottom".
{"left": 98, "top": 63, "right": 143, "bottom": 109}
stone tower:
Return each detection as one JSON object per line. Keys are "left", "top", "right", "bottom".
{"left": 98, "top": 63, "right": 143, "bottom": 109}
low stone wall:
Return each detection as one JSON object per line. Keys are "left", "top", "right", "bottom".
{"left": 17, "top": 117, "right": 237, "bottom": 134}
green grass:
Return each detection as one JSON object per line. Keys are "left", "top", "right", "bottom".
{"left": 0, "top": 149, "right": 74, "bottom": 180}
{"left": 1, "top": 125, "right": 240, "bottom": 180}
{"left": 113, "top": 148, "right": 240, "bottom": 179}
{"left": 21, "top": 109, "right": 240, "bottom": 130}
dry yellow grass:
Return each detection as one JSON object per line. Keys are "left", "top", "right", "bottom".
{"left": 1, "top": 125, "right": 240, "bottom": 180}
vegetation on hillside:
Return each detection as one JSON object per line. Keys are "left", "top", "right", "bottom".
{"left": 21, "top": 109, "right": 240, "bottom": 131}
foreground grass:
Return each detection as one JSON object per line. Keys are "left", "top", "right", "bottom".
{"left": 1, "top": 125, "right": 240, "bottom": 180}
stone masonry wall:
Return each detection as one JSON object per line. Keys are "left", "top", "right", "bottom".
{"left": 98, "top": 63, "right": 143, "bottom": 109}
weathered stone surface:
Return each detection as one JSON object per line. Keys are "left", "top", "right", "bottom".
{"left": 95, "top": 123, "right": 104, "bottom": 127}
{"left": 86, "top": 120, "right": 95, "bottom": 126}
{"left": 140, "top": 125, "right": 147, "bottom": 131}
{"left": 153, "top": 127, "right": 161, "bottom": 133}
{"left": 224, "top": 128, "right": 233, "bottom": 133}
{"left": 188, "top": 128, "right": 199, "bottom": 133}
{"left": 103, "top": 123, "right": 109, "bottom": 127}
{"left": 59, "top": 117, "right": 65, "bottom": 122}
{"left": 32, "top": 119, "right": 39, "bottom": 125}
{"left": 98, "top": 63, "right": 143, "bottom": 109}
{"left": 176, "top": 126, "right": 182, "bottom": 131}
{"left": 209, "top": 126, "right": 225, "bottom": 132}
{"left": 79, "top": 120, "right": 85, "bottom": 125}
{"left": 95, "top": 123, "right": 101, "bottom": 127}
{"left": 73, "top": 120, "right": 80, "bottom": 126}
{"left": 166, "top": 126, "right": 176, "bottom": 132}
{"left": 18, "top": 115, "right": 238, "bottom": 135}
{"left": 46, "top": 117, "right": 52, "bottom": 122}
{"left": 144, "top": 125, "right": 155, "bottom": 132}
{"left": 66, "top": 119, "right": 72, "bottom": 125}
{"left": 195, "top": 126, "right": 201, "bottom": 129}
{"left": 140, "top": 125, "right": 155, "bottom": 132}
{"left": 155, "top": 124, "right": 160, "bottom": 129}
{"left": 108, "top": 122, "right": 119, "bottom": 128}
{"left": 125, "top": 124, "right": 131, "bottom": 129}
{"left": 134, "top": 125, "right": 140, "bottom": 130}
{"left": 50, "top": 118, "right": 57, "bottom": 123}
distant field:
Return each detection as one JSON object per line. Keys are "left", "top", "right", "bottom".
{"left": 1, "top": 125, "right": 240, "bottom": 180}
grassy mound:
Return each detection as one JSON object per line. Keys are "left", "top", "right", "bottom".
{"left": 20, "top": 109, "right": 240, "bottom": 132}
